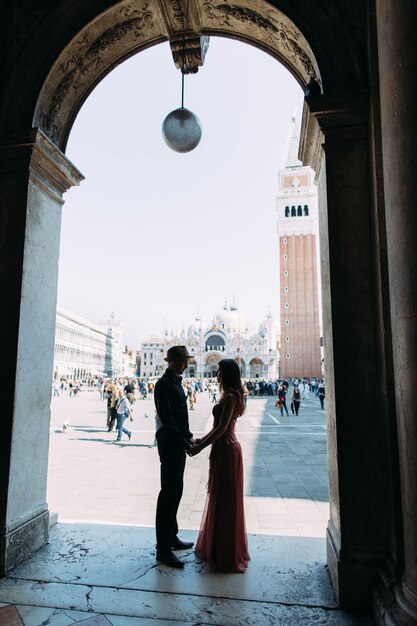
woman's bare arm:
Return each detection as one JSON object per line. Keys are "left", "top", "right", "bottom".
{"left": 188, "top": 394, "right": 236, "bottom": 456}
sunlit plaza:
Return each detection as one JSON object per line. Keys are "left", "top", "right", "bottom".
{"left": 0, "top": 390, "right": 371, "bottom": 624}
{"left": 48, "top": 388, "right": 329, "bottom": 533}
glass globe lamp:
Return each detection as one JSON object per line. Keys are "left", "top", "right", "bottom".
{"left": 162, "top": 107, "right": 202, "bottom": 153}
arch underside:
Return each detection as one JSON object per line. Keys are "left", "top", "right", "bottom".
{"left": 33, "top": 0, "right": 320, "bottom": 150}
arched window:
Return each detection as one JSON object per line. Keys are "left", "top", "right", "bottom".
{"left": 205, "top": 334, "right": 226, "bottom": 351}
{"left": 304, "top": 204, "right": 309, "bottom": 216}
{"left": 285, "top": 206, "right": 290, "bottom": 217}
{"left": 291, "top": 206, "right": 296, "bottom": 217}
{"left": 297, "top": 205, "right": 302, "bottom": 216}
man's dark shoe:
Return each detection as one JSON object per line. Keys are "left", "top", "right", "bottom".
{"left": 171, "top": 537, "right": 194, "bottom": 550}
{"left": 156, "top": 550, "right": 184, "bottom": 568}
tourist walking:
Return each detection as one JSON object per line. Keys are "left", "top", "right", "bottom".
{"left": 211, "top": 383, "right": 218, "bottom": 403}
{"left": 186, "top": 383, "right": 196, "bottom": 410}
{"left": 291, "top": 385, "right": 301, "bottom": 416}
{"left": 318, "top": 382, "right": 325, "bottom": 409}
{"left": 189, "top": 359, "right": 250, "bottom": 573}
{"left": 106, "top": 384, "right": 117, "bottom": 431}
{"left": 277, "top": 384, "right": 289, "bottom": 417}
{"left": 124, "top": 380, "right": 136, "bottom": 408}
{"left": 113, "top": 388, "right": 133, "bottom": 443}
{"left": 154, "top": 346, "right": 195, "bottom": 569}
{"left": 242, "top": 382, "right": 249, "bottom": 410}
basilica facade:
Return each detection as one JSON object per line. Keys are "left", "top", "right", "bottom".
{"left": 139, "top": 302, "right": 278, "bottom": 379}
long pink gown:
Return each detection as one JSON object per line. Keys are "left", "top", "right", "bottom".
{"left": 195, "top": 391, "right": 250, "bottom": 573}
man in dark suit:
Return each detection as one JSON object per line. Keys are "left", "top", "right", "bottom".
{"left": 154, "top": 345, "right": 195, "bottom": 568}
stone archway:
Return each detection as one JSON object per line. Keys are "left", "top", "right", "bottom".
{"left": 185, "top": 358, "right": 197, "bottom": 377}
{"left": 249, "top": 357, "right": 264, "bottom": 378}
{"left": 235, "top": 356, "right": 246, "bottom": 376}
{"left": 0, "top": 1, "right": 401, "bottom": 617}
{"left": 31, "top": 0, "right": 321, "bottom": 152}
{"left": 205, "top": 353, "right": 221, "bottom": 377}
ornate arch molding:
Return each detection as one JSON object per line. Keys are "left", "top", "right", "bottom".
{"left": 33, "top": 0, "right": 320, "bottom": 150}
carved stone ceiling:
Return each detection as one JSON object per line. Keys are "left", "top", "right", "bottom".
{"left": 33, "top": 0, "right": 320, "bottom": 148}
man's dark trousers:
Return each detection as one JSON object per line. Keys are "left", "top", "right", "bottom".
{"left": 155, "top": 431, "right": 186, "bottom": 553}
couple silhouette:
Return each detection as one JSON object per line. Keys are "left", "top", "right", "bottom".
{"left": 154, "top": 345, "right": 250, "bottom": 572}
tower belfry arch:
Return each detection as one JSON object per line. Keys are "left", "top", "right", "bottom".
{"left": 1, "top": 2, "right": 416, "bottom": 623}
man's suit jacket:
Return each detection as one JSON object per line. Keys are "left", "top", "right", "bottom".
{"left": 154, "top": 368, "right": 193, "bottom": 450}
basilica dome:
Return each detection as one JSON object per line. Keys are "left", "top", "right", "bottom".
{"left": 187, "top": 317, "right": 202, "bottom": 337}
{"left": 213, "top": 302, "right": 246, "bottom": 334}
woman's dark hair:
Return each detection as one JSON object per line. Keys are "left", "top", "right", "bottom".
{"left": 218, "top": 359, "right": 244, "bottom": 397}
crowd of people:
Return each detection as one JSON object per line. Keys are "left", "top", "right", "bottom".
{"left": 52, "top": 374, "right": 326, "bottom": 416}
{"left": 52, "top": 373, "right": 325, "bottom": 440}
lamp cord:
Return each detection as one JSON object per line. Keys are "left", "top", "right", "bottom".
{"left": 181, "top": 59, "right": 185, "bottom": 107}
{"left": 181, "top": 0, "right": 189, "bottom": 109}
{"left": 181, "top": 38, "right": 185, "bottom": 109}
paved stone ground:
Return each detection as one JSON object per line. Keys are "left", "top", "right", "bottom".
{"left": 47, "top": 389, "right": 329, "bottom": 536}
{"left": 0, "top": 390, "right": 376, "bottom": 624}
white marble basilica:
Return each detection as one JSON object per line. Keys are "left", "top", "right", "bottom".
{"left": 140, "top": 302, "right": 279, "bottom": 379}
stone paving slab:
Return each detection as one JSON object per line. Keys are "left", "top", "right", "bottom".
{"left": 0, "top": 524, "right": 375, "bottom": 626}
{"left": 8, "top": 524, "right": 332, "bottom": 606}
{"left": 0, "top": 595, "right": 375, "bottom": 626}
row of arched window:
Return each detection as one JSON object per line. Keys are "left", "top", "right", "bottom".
{"left": 284, "top": 204, "right": 309, "bottom": 217}
{"left": 56, "top": 323, "right": 107, "bottom": 350}
{"left": 54, "top": 344, "right": 105, "bottom": 363}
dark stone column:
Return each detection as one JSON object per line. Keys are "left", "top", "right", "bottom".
{"left": 0, "top": 129, "right": 83, "bottom": 574}
{"left": 376, "top": 2, "right": 417, "bottom": 624}
{"left": 304, "top": 93, "right": 395, "bottom": 609}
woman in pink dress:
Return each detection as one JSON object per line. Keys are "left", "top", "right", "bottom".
{"left": 188, "top": 359, "right": 250, "bottom": 573}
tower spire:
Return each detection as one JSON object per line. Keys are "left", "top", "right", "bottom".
{"left": 283, "top": 111, "right": 302, "bottom": 168}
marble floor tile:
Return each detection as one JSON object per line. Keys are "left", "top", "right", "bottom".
{"left": 106, "top": 618, "right": 191, "bottom": 626}
{"left": 0, "top": 604, "right": 23, "bottom": 626}
{"left": 257, "top": 515, "right": 297, "bottom": 529}
{"left": 294, "top": 522, "right": 328, "bottom": 537}
{"left": 16, "top": 605, "right": 92, "bottom": 626}
{"left": 75, "top": 616, "right": 112, "bottom": 625}
{"left": 2, "top": 524, "right": 334, "bottom": 607}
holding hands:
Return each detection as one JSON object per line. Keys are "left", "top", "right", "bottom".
{"left": 187, "top": 437, "right": 203, "bottom": 457}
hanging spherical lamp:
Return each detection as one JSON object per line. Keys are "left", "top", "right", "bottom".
{"left": 162, "top": 37, "right": 202, "bottom": 153}
{"left": 162, "top": 106, "right": 202, "bottom": 153}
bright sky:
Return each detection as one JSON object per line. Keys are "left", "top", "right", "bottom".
{"left": 59, "top": 37, "right": 304, "bottom": 347}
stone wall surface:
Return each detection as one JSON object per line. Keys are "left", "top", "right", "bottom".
{"left": 376, "top": 1, "right": 417, "bottom": 623}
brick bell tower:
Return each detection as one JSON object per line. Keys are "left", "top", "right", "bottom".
{"left": 276, "top": 114, "right": 322, "bottom": 378}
